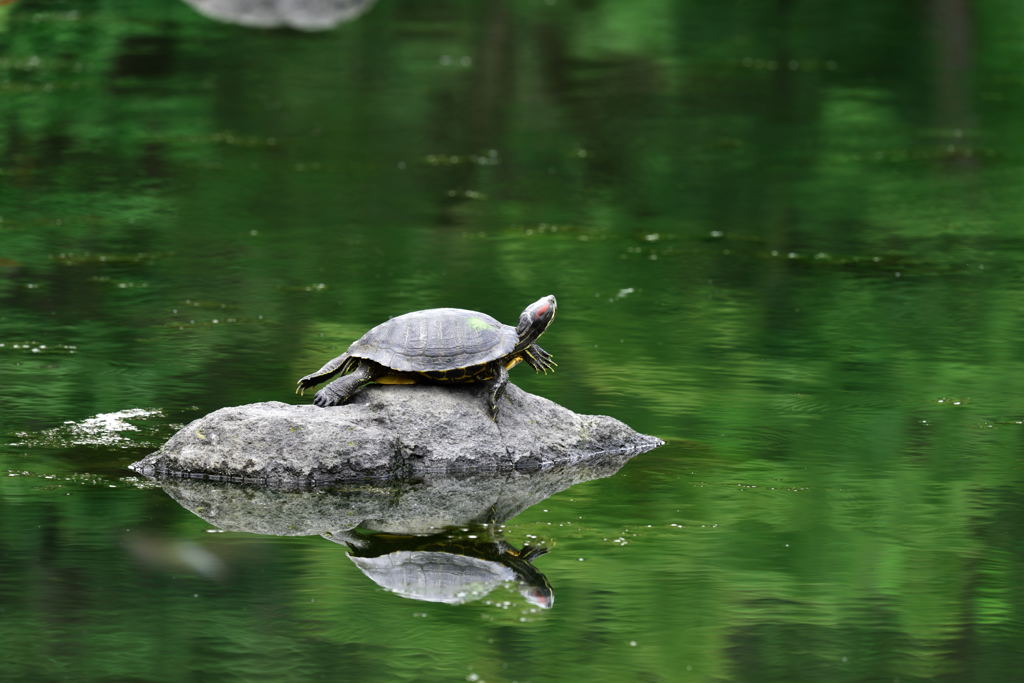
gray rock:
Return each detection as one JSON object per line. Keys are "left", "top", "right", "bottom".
{"left": 130, "top": 383, "right": 662, "bottom": 485}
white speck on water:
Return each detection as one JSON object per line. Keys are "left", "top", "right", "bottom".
{"left": 78, "top": 410, "right": 153, "bottom": 434}
{"left": 709, "top": 230, "right": 724, "bottom": 238}
{"left": 644, "top": 233, "right": 660, "bottom": 242}
{"left": 629, "top": 641, "right": 637, "bottom": 647}
{"left": 15, "top": 408, "right": 162, "bottom": 448}
{"left": 614, "top": 287, "right": 635, "bottom": 300}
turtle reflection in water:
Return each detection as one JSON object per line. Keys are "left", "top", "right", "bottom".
{"left": 325, "top": 528, "right": 554, "bottom": 608}
{"left": 297, "top": 295, "right": 557, "bottom": 417}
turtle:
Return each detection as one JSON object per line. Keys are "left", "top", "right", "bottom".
{"left": 296, "top": 295, "right": 557, "bottom": 416}
{"left": 325, "top": 528, "right": 554, "bottom": 608}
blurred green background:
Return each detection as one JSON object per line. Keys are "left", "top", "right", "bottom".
{"left": 2, "top": 0, "right": 1023, "bottom": 680}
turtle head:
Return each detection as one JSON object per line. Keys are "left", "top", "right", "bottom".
{"left": 516, "top": 295, "right": 557, "bottom": 346}
{"left": 520, "top": 582, "right": 554, "bottom": 609}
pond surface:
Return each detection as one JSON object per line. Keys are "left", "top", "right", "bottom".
{"left": 3, "top": 1, "right": 1024, "bottom": 681}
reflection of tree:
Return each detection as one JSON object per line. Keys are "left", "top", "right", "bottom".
{"left": 930, "top": 0, "right": 976, "bottom": 169}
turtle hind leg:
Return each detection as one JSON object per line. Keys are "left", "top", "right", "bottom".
{"left": 313, "top": 361, "right": 379, "bottom": 407}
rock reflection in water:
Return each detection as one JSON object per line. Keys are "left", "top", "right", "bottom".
{"left": 182, "top": 0, "right": 378, "bottom": 31}
{"left": 147, "top": 450, "right": 639, "bottom": 607}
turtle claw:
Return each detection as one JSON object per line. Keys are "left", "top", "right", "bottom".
{"left": 523, "top": 345, "right": 556, "bottom": 374}
{"left": 296, "top": 374, "right": 320, "bottom": 396}
{"left": 313, "top": 385, "right": 347, "bottom": 408}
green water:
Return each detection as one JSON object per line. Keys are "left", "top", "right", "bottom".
{"left": 3, "top": 0, "right": 1024, "bottom": 680}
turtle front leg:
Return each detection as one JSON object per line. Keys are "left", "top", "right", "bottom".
{"left": 523, "top": 344, "right": 557, "bottom": 374}
{"left": 313, "top": 361, "right": 379, "bottom": 407}
{"left": 485, "top": 362, "right": 510, "bottom": 419}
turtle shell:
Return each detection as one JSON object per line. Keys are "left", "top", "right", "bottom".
{"left": 347, "top": 308, "right": 518, "bottom": 372}
{"left": 348, "top": 550, "right": 514, "bottom": 604}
